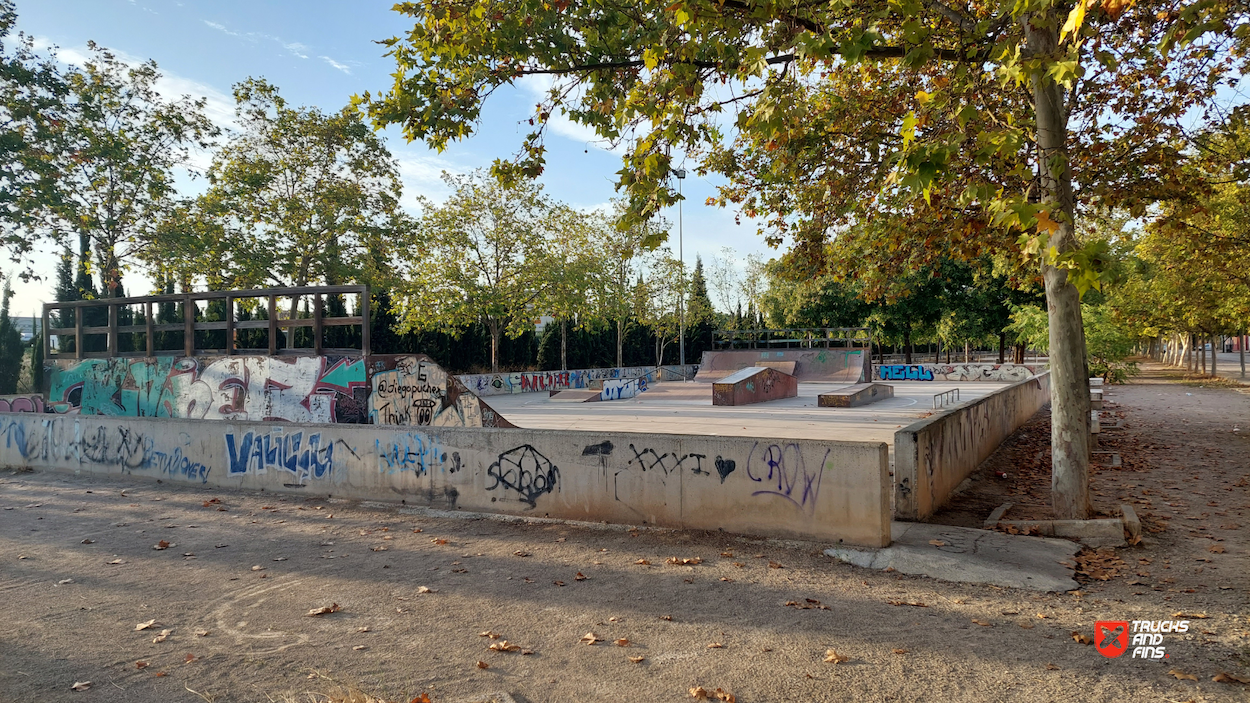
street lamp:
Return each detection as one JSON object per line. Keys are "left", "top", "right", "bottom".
{"left": 674, "top": 167, "right": 686, "bottom": 369}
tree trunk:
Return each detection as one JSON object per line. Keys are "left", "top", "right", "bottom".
{"left": 964, "top": 340, "right": 970, "bottom": 363}
{"left": 934, "top": 340, "right": 940, "bottom": 364}
{"left": 1211, "top": 335, "right": 1217, "bottom": 376}
{"left": 616, "top": 318, "right": 623, "bottom": 368}
{"left": 904, "top": 325, "right": 912, "bottom": 364}
{"left": 1027, "top": 14, "right": 1091, "bottom": 520}
{"left": 560, "top": 319, "right": 568, "bottom": 371}
{"left": 998, "top": 332, "right": 1006, "bottom": 364}
{"left": 489, "top": 319, "right": 502, "bottom": 373}
{"left": 1240, "top": 329, "right": 1246, "bottom": 378}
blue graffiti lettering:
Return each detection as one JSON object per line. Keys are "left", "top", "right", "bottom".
{"left": 878, "top": 364, "right": 934, "bottom": 381}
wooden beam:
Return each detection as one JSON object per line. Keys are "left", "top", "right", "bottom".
{"left": 183, "top": 295, "right": 195, "bottom": 357}
{"left": 360, "top": 287, "right": 370, "bottom": 358}
{"left": 107, "top": 302, "right": 119, "bottom": 355}
{"left": 267, "top": 294, "right": 277, "bottom": 355}
{"left": 313, "top": 293, "right": 323, "bottom": 356}
{"left": 224, "top": 295, "right": 235, "bottom": 356}
{"left": 145, "top": 301, "right": 154, "bottom": 356}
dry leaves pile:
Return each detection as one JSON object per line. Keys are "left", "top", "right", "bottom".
{"left": 1074, "top": 548, "right": 1125, "bottom": 581}
{"left": 666, "top": 557, "right": 702, "bottom": 566}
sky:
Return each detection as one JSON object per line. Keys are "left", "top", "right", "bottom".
{"left": 9, "top": 0, "right": 775, "bottom": 319}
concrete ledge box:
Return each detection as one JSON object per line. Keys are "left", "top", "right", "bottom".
{"left": 711, "top": 366, "right": 798, "bottom": 406}
{"left": 818, "top": 383, "right": 894, "bottom": 408}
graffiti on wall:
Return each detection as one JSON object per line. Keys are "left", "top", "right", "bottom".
{"left": 600, "top": 377, "right": 647, "bottom": 401}
{"left": 375, "top": 431, "right": 462, "bottom": 477}
{"left": 225, "top": 428, "right": 336, "bottom": 483}
{"left": 1, "top": 416, "right": 210, "bottom": 482}
{"left": 486, "top": 444, "right": 559, "bottom": 507}
{"left": 47, "top": 356, "right": 369, "bottom": 423}
{"left": 746, "top": 442, "right": 830, "bottom": 513}
{"left": 878, "top": 364, "right": 935, "bottom": 381}
{"left": 0, "top": 395, "right": 48, "bottom": 414}
{"left": 458, "top": 365, "right": 696, "bottom": 396}
{"left": 369, "top": 355, "right": 509, "bottom": 428}
{"left": 874, "top": 363, "right": 1036, "bottom": 383}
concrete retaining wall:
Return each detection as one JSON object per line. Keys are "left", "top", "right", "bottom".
{"left": 458, "top": 365, "right": 698, "bottom": 396}
{"left": 894, "top": 372, "right": 1051, "bottom": 520}
{"left": 874, "top": 363, "right": 1041, "bottom": 383}
{"left": 0, "top": 412, "right": 891, "bottom": 546}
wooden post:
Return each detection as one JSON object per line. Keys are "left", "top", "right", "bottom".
{"left": 107, "top": 302, "right": 119, "bottom": 355}
{"left": 145, "top": 302, "right": 154, "bottom": 356}
{"left": 313, "top": 293, "right": 323, "bottom": 356}
{"left": 74, "top": 304, "right": 83, "bottom": 359}
{"left": 42, "top": 308, "right": 51, "bottom": 359}
{"left": 360, "top": 288, "right": 370, "bottom": 358}
{"left": 225, "top": 295, "right": 234, "bottom": 355}
{"left": 184, "top": 295, "right": 195, "bottom": 357}
{"left": 267, "top": 295, "right": 277, "bottom": 355}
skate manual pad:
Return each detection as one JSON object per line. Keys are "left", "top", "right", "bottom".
{"left": 819, "top": 383, "right": 894, "bottom": 408}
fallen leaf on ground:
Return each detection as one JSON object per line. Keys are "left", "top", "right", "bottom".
{"left": 432, "top": 538, "right": 447, "bottom": 545}
{"left": 412, "top": 695, "right": 432, "bottom": 703}
{"left": 886, "top": 600, "right": 927, "bottom": 607}
{"left": 1019, "top": 623, "right": 1035, "bottom": 629}
{"left": 153, "top": 540, "right": 171, "bottom": 550}
{"left": 194, "top": 629, "right": 210, "bottom": 637}
{"left": 553, "top": 580, "right": 565, "bottom": 587}
{"left": 1173, "top": 612, "right": 1209, "bottom": 619}
{"left": 416, "top": 586, "right": 438, "bottom": 594}
{"left": 635, "top": 558, "right": 651, "bottom": 565}
{"left": 476, "top": 660, "right": 488, "bottom": 669}
{"left": 184, "top": 653, "right": 195, "bottom": 663}
{"left": 81, "top": 539, "right": 94, "bottom": 544}
{"left": 575, "top": 572, "right": 587, "bottom": 581}
{"left": 71, "top": 681, "right": 91, "bottom": 691}
{"left": 714, "top": 689, "right": 736, "bottom": 703}
{"left": 1213, "top": 672, "right": 1250, "bottom": 684}
{"left": 135, "top": 661, "right": 148, "bottom": 669}
{"left": 928, "top": 540, "right": 946, "bottom": 547}
{"left": 488, "top": 640, "right": 521, "bottom": 651}
{"left": 892, "top": 648, "right": 908, "bottom": 654}
{"left": 660, "top": 615, "right": 673, "bottom": 621}
{"left": 824, "top": 648, "right": 849, "bottom": 663}
{"left": 580, "top": 632, "right": 602, "bottom": 645}
{"left": 1208, "top": 545, "right": 1226, "bottom": 553}
{"left": 768, "top": 561, "right": 784, "bottom": 569}
{"left": 356, "top": 626, "right": 370, "bottom": 633}
{"left": 371, "top": 546, "right": 388, "bottom": 552}
{"left": 667, "top": 557, "right": 702, "bottom": 565}
{"left": 152, "top": 629, "right": 171, "bottom": 643}
{"left": 411, "top": 528, "right": 422, "bottom": 533}
{"left": 690, "top": 687, "right": 711, "bottom": 699}
{"left": 707, "top": 642, "right": 724, "bottom": 649}
{"left": 1072, "top": 631, "right": 1092, "bottom": 645}
{"left": 1168, "top": 669, "right": 1198, "bottom": 681}
{"left": 972, "top": 620, "right": 993, "bottom": 627}
{"left": 479, "top": 630, "right": 502, "bottom": 639}
{"left": 615, "top": 638, "right": 630, "bottom": 647}
{"left": 306, "top": 604, "right": 341, "bottom": 617}
{"left": 513, "top": 550, "right": 531, "bottom": 557}
{"left": 153, "top": 671, "right": 168, "bottom": 677}
{"left": 107, "top": 559, "right": 123, "bottom": 564}
{"left": 251, "top": 565, "right": 265, "bottom": 571}
{"left": 720, "top": 551, "right": 734, "bottom": 557}
{"left": 629, "top": 656, "right": 645, "bottom": 663}
{"left": 135, "top": 619, "right": 157, "bottom": 631}
{"left": 1046, "top": 663, "right": 1059, "bottom": 671}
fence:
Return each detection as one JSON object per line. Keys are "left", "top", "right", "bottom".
{"left": 43, "top": 285, "right": 369, "bottom": 359}
{"left": 714, "top": 327, "right": 871, "bottom": 351}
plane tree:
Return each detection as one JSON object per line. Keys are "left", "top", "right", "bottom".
{"left": 363, "top": 0, "right": 1248, "bottom": 519}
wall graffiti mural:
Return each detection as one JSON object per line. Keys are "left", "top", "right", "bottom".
{"left": 46, "top": 356, "right": 369, "bottom": 423}
{"left": 878, "top": 364, "right": 935, "bottom": 381}
{"left": 375, "top": 431, "right": 462, "bottom": 477}
{"left": 0, "top": 395, "right": 49, "bottom": 414}
{"left": 600, "top": 377, "right": 647, "bottom": 401}
{"left": 0, "top": 416, "right": 210, "bottom": 483}
{"left": 368, "top": 355, "right": 510, "bottom": 428}
{"left": 225, "top": 428, "right": 336, "bottom": 483}
{"left": 873, "top": 363, "right": 1037, "bottom": 382}
{"left": 486, "top": 444, "right": 559, "bottom": 507}
{"left": 458, "top": 365, "right": 698, "bottom": 396}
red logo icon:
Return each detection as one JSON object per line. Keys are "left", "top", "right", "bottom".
{"left": 1095, "top": 621, "right": 1129, "bottom": 658}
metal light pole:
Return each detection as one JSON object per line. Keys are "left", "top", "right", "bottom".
{"left": 675, "top": 167, "right": 686, "bottom": 369}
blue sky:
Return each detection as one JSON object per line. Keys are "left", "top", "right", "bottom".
{"left": 9, "top": 0, "right": 773, "bottom": 318}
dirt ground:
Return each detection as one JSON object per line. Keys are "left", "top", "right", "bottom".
{"left": 1, "top": 363, "right": 1248, "bottom": 702}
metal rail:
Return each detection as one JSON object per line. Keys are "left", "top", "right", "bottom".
{"left": 933, "top": 388, "right": 960, "bottom": 409}
{"left": 43, "top": 285, "right": 370, "bottom": 359}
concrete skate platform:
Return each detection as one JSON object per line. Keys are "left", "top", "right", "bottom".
{"left": 486, "top": 380, "right": 1005, "bottom": 446}
{"left": 819, "top": 382, "right": 894, "bottom": 408}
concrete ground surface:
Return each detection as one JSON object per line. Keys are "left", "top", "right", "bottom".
{"left": 2, "top": 366, "right": 1249, "bottom": 702}
{"left": 487, "top": 380, "right": 1004, "bottom": 445}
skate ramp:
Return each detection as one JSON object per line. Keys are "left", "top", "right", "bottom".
{"left": 697, "top": 349, "right": 868, "bottom": 384}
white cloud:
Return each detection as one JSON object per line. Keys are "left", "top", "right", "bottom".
{"left": 320, "top": 55, "right": 350, "bottom": 74}
{"left": 516, "top": 75, "right": 626, "bottom": 153}
{"left": 200, "top": 19, "right": 312, "bottom": 61}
